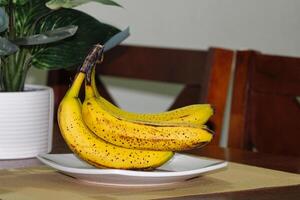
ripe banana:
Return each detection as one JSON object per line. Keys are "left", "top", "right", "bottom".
{"left": 83, "top": 83, "right": 213, "bottom": 151}
{"left": 91, "top": 67, "right": 214, "bottom": 127}
{"left": 58, "top": 45, "right": 173, "bottom": 169}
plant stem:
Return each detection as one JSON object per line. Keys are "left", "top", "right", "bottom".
{"left": 2, "top": 1, "right": 15, "bottom": 91}
{"left": 8, "top": 0, "right": 15, "bottom": 40}
{"left": 3, "top": 59, "right": 12, "bottom": 91}
{"left": 3, "top": 52, "right": 31, "bottom": 92}
{"left": 13, "top": 50, "right": 32, "bottom": 91}
{"left": 2, "top": 0, "right": 31, "bottom": 92}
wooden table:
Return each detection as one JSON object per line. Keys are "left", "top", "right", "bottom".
{"left": 1, "top": 145, "right": 299, "bottom": 200}
{"left": 174, "top": 146, "right": 300, "bottom": 200}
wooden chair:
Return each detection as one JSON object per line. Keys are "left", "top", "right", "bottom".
{"left": 228, "top": 50, "right": 300, "bottom": 156}
{"left": 47, "top": 45, "right": 234, "bottom": 152}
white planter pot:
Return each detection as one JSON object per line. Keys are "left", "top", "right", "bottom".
{"left": 0, "top": 85, "right": 54, "bottom": 159}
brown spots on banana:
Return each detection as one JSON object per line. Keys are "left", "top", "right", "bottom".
{"left": 178, "top": 114, "right": 190, "bottom": 119}
{"left": 110, "top": 134, "right": 202, "bottom": 151}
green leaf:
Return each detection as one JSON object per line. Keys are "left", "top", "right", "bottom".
{"left": 13, "top": 25, "right": 78, "bottom": 45}
{"left": 88, "top": 0, "right": 122, "bottom": 7}
{"left": 32, "top": 9, "right": 121, "bottom": 70}
{"left": 103, "top": 27, "right": 129, "bottom": 52}
{"left": 0, "top": 0, "right": 8, "bottom": 6}
{"left": 46, "top": 0, "right": 121, "bottom": 10}
{"left": 14, "top": 0, "right": 51, "bottom": 36}
{"left": 0, "top": 37, "right": 19, "bottom": 56}
{"left": 13, "top": 0, "right": 30, "bottom": 5}
{"left": 0, "top": 7, "right": 8, "bottom": 32}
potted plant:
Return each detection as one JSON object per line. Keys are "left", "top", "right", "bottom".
{"left": 0, "top": 0, "right": 129, "bottom": 159}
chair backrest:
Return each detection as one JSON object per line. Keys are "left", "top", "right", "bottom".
{"left": 47, "top": 45, "right": 234, "bottom": 146}
{"left": 228, "top": 51, "right": 300, "bottom": 156}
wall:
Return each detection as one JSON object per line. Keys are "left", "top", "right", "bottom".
{"left": 77, "top": 0, "right": 300, "bottom": 56}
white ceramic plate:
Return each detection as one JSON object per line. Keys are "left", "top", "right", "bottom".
{"left": 37, "top": 153, "right": 227, "bottom": 186}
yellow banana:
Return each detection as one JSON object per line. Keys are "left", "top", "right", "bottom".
{"left": 82, "top": 83, "right": 213, "bottom": 151}
{"left": 91, "top": 67, "right": 213, "bottom": 127}
{"left": 58, "top": 45, "right": 173, "bottom": 169}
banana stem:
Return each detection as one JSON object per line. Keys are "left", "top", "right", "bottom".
{"left": 68, "top": 43, "right": 104, "bottom": 98}
{"left": 85, "top": 84, "right": 95, "bottom": 99}
{"left": 66, "top": 72, "right": 85, "bottom": 98}
{"left": 79, "top": 44, "right": 104, "bottom": 85}
{"left": 91, "top": 66, "right": 101, "bottom": 97}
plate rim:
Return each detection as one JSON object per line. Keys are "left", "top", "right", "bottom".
{"left": 36, "top": 153, "right": 228, "bottom": 178}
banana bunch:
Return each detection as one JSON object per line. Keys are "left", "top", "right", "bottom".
{"left": 58, "top": 44, "right": 214, "bottom": 170}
